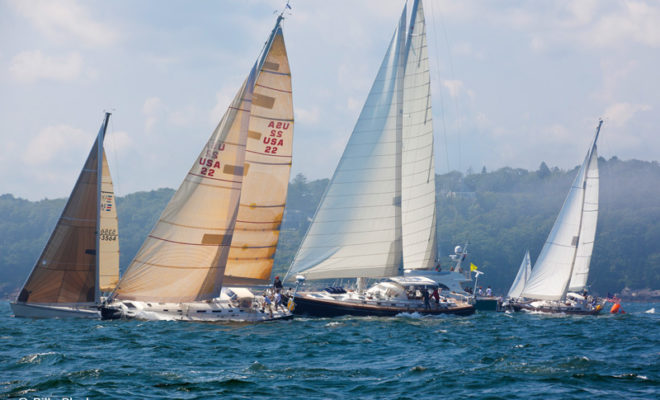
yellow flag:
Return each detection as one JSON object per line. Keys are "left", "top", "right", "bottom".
{"left": 470, "top": 263, "right": 478, "bottom": 271}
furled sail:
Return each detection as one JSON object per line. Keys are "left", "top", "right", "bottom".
{"left": 98, "top": 151, "right": 120, "bottom": 292}
{"left": 223, "top": 28, "right": 294, "bottom": 286}
{"left": 112, "top": 20, "right": 288, "bottom": 303}
{"left": 521, "top": 121, "right": 602, "bottom": 301}
{"left": 285, "top": 6, "right": 408, "bottom": 281}
{"left": 401, "top": 0, "right": 437, "bottom": 270}
{"left": 507, "top": 250, "right": 531, "bottom": 299}
{"left": 17, "top": 113, "right": 113, "bottom": 305}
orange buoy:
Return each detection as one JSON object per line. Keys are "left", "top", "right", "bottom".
{"left": 610, "top": 303, "right": 621, "bottom": 314}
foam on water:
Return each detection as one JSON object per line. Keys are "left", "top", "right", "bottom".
{"left": 2, "top": 301, "right": 659, "bottom": 399}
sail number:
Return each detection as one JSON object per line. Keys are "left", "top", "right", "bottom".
{"left": 264, "top": 121, "right": 290, "bottom": 154}
{"left": 198, "top": 158, "right": 221, "bottom": 177}
{"left": 100, "top": 228, "right": 117, "bottom": 241}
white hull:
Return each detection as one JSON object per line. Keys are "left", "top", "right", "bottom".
{"left": 10, "top": 302, "right": 100, "bottom": 319}
{"left": 404, "top": 270, "right": 474, "bottom": 303}
{"left": 102, "top": 295, "right": 292, "bottom": 322}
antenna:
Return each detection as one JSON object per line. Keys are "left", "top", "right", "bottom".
{"left": 274, "top": 0, "right": 292, "bottom": 21}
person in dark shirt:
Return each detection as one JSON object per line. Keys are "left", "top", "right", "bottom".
{"left": 273, "top": 276, "right": 283, "bottom": 293}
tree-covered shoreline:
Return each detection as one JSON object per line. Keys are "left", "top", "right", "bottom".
{"left": 1, "top": 157, "right": 658, "bottom": 299}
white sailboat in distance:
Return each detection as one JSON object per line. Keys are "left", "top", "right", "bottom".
{"left": 101, "top": 12, "right": 294, "bottom": 322}
{"left": 283, "top": 0, "right": 473, "bottom": 317}
{"left": 11, "top": 112, "right": 119, "bottom": 318}
{"left": 511, "top": 120, "right": 606, "bottom": 315}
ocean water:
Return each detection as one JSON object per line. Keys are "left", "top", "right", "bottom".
{"left": 1, "top": 301, "right": 658, "bottom": 400}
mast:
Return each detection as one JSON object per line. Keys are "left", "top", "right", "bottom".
{"left": 562, "top": 119, "right": 602, "bottom": 298}
{"left": 95, "top": 112, "right": 111, "bottom": 304}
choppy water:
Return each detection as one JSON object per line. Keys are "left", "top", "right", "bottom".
{"left": 1, "top": 301, "right": 658, "bottom": 399}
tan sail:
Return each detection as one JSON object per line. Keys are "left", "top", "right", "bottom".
{"left": 98, "top": 150, "right": 120, "bottom": 292}
{"left": 112, "top": 78, "right": 254, "bottom": 303}
{"left": 223, "top": 29, "right": 294, "bottom": 285}
{"left": 18, "top": 118, "right": 110, "bottom": 305}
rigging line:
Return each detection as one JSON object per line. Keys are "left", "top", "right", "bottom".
{"left": 427, "top": 0, "right": 451, "bottom": 174}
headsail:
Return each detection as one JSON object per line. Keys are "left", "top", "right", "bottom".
{"left": 507, "top": 250, "right": 531, "bottom": 299}
{"left": 285, "top": 6, "right": 408, "bottom": 281}
{"left": 223, "top": 25, "right": 294, "bottom": 286}
{"left": 17, "top": 113, "right": 113, "bottom": 305}
{"left": 112, "top": 19, "right": 288, "bottom": 303}
{"left": 521, "top": 121, "right": 602, "bottom": 300}
{"left": 401, "top": 0, "right": 437, "bottom": 270}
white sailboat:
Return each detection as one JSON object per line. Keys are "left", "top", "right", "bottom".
{"left": 507, "top": 250, "right": 532, "bottom": 300}
{"left": 101, "top": 13, "right": 294, "bottom": 322}
{"left": 11, "top": 112, "right": 119, "bottom": 318}
{"left": 511, "top": 120, "right": 606, "bottom": 315}
{"left": 283, "top": 0, "right": 473, "bottom": 317}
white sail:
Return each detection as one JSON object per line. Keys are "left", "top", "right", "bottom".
{"left": 401, "top": 0, "right": 437, "bottom": 270}
{"left": 17, "top": 113, "right": 113, "bottom": 305}
{"left": 98, "top": 150, "right": 120, "bottom": 292}
{"left": 521, "top": 121, "right": 601, "bottom": 301}
{"left": 507, "top": 250, "right": 531, "bottom": 299}
{"left": 285, "top": 7, "right": 408, "bottom": 281}
{"left": 568, "top": 146, "right": 599, "bottom": 292}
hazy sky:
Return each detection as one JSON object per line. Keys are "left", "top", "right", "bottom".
{"left": 1, "top": 0, "right": 658, "bottom": 200}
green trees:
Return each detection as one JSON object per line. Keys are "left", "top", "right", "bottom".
{"left": 1, "top": 157, "right": 658, "bottom": 298}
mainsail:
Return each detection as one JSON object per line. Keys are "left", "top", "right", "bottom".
{"left": 223, "top": 29, "right": 294, "bottom": 286}
{"left": 112, "top": 18, "right": 292, "bottom": 303}
{"left": 286, "top": 0, "right": 437, "bottom": 281}
{"left": 521, "top": 120, "right": 602, "bottom": 301}
{"left": 507, "top": 250, "right": 531, "bottom": 299}
{"left": 401, "top": 0, "right": 437, "bottom": 270}
{"left": 17, "top": 113, "right": 117, "bottom": 305}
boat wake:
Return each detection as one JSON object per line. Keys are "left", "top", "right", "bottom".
{"left": 645, "top": 308, "right": 655, "bottom": 314}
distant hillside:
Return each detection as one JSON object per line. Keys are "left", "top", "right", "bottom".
{"left": 1, "top": 157, "right": 658, "bottom": 298}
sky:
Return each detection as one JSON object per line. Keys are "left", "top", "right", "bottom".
{"left": 1, "top": 0, "right": 658, "bottom": 200}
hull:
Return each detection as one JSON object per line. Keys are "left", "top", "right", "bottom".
{"left": 475, "top": 296, "right": 499, "bottom": 311}
{"left": 10, "top": 302, "right": 100, "bottom": 319}
{"left": 100, "top": 299, "right": 293, "bottom": 322}
{"left": 510, "top": 302, "right": 603, "bottom": 315}
{"left": 291, "top": 293, "right": 475, "bottom": 318}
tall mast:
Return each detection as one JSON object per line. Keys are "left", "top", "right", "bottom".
{"left": 95, "top": 112, "right": 111, "bottom": 304}
{"left": 560, "top": 119, "right": 602, "bottom": 298}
